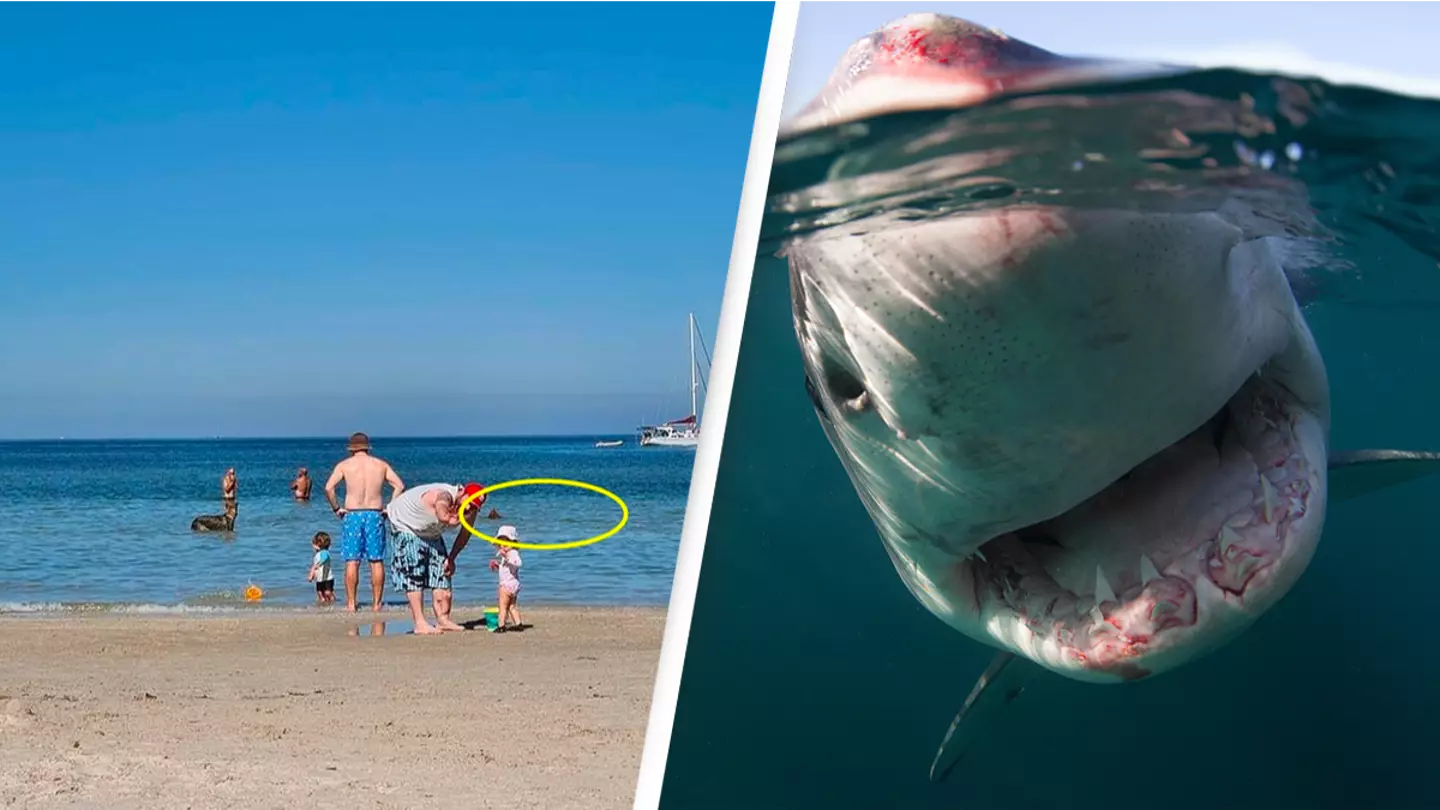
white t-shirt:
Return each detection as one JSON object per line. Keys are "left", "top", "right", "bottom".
{"left": 385, "top": 483, "right": 462, "bottom": 540}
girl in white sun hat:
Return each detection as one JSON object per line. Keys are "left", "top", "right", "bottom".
{"left": 489, "top": 525, "right": 525, "bottom": 632}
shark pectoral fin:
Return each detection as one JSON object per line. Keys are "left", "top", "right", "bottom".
{"left": 929, "top": 651, "right": 1041, "bottom": 783}
{"left": 1328, "top": 450, "right": 1440, "bottom": 505}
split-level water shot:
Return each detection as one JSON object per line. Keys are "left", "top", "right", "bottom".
{"left": 652, "top": 4, "right": 1440, "bottom": 810}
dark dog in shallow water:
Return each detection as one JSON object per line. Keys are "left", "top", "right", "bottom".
{"left": 191, "top": 500, "right": 238, "bottom": 532}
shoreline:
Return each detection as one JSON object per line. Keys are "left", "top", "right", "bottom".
{"left": 0, "top": 601, "right": 671, "bottom": 617}
{"left": 0, "top": 608, "right": 664, "bottom": 809}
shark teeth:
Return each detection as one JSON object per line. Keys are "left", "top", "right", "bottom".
{"left": 1086, "top": 567, "right": 1116, "bottom": 633}
{"left": 1089, "top": 604, "right": 1107, "bottom": 629}
{"left": 1139, "top": 554, "right": 1162, "bottom": 585}
{"left": 1094, "top": 565, "right": 1116, "bottom": 605}
{"left": 1218, "top": 525, "right": 1243, "bottom": 558}
{"left": 1260, "top": 476, "right": 1278, "bottom": 523}
{"left": 1001, "top": 579, "right": 1018, "bottom": 603}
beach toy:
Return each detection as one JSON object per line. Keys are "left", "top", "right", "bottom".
{"left": 483, "top": 607, "right": 499, "bottom": 631}
{"left": 244, "top": 583, "right": 264, "bottom": 602}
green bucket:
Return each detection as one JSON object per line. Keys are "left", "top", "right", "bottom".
{"left": 483, "top": 607, "right": 499, "bottom": 631}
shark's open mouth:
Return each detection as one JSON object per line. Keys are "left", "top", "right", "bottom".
{"left": 961, "top": 374, "right": 1319, "bottom": 680}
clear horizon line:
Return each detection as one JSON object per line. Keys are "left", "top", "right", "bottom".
{"left": 0, "top": 430, "right": 685, "bottom": 443}
{"left": 0, "top": 391, "right": 698, "bottom": 401}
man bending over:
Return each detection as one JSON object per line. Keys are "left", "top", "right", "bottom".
{"left": 384, "top": 482, "right": 486, "bottom": 634}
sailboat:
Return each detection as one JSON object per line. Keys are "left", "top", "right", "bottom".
{"left": 638, "top": 313, "right": 705, "bottom": 448}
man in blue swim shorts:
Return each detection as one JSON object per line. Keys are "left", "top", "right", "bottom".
{"left": 323, "top": 432, "right": 406, "bottom": 612}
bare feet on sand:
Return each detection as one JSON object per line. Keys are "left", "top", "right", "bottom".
{"left": 436, "top": 618, "right": 466, "bottom": 632}
{"left": 414, "top": 623, "right": 444, "bottom": 635}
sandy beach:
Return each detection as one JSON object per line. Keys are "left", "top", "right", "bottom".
{"left": 0, "top": 607, "right": 664, "bottom": 810}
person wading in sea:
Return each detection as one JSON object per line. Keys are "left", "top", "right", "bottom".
{"left": 221, "top": 468, "right": 238, "bottom": 504}
{"left": 291, "top": 467, "right": 313, "bottom": 501}
{"left": 323, "top": 433, "right": 405, "bottom": 612}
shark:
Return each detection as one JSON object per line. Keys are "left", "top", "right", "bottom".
{"left": 779, "top": 12, "right": 1440, "bottom": 782}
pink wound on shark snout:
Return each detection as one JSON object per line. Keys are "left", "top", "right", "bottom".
{"left": 885, "top": 29, "right": 962, "bottom": 66}
{"left": 873, "top": 19, "right": 1056, "bottom": 76}
{"left": 876, "top": 26, "right": 995, "bottom": 71}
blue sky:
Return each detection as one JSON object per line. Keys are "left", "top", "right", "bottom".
{"left": 783, "top": 2, "right": 1440, "bottom": 118}
{"left": 0, "top": 3, "right": 772, "bottom": 439}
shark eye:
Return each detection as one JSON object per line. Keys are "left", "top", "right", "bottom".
{"left": 822, "top": 357, "right": 867, "bottom": 403}
{"left": 807, "top": 342, "right": 870, "bottom": 419}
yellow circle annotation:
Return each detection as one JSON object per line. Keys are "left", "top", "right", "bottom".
{"left": 457, "top": 478, "right": 628, "bottom": 551}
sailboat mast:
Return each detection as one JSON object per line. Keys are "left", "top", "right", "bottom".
{"left": 688, "top": 312, "right": 698, "bottom": 419}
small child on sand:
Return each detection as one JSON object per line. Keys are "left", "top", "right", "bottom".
{"left": 489, "top": 525, "right": 525, "bottom": 632}
{"left": 307, "top": 531, "right": 335, "bottom": 605}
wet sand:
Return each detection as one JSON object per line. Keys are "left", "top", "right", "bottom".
{"left": 0, "top": 607, "right": 664, "bottom": 810}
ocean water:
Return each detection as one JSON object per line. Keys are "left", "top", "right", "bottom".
{"left": 0, "top": 436, "right": 693, "bottom": 610}
{"left": 660, "top": 68, "right": 1440, "bottom": 808}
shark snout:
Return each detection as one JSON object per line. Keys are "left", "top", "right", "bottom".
{"left": 862, "top": 13, "right": 1063, "bottom": 79}
{"left": 783, "top": 13, "right": 1089, "bottom": 139}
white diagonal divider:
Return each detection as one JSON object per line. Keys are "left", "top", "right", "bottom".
{"left": 631, "top": 3, "right": 802, "bottom": 808}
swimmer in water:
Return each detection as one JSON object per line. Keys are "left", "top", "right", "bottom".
{"left": 291, "top": 467, "right": 313, "bottom": 501}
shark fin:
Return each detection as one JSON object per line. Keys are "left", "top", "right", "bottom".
{"left": 1329, "top": 450, "right": 1440, "bottom": 505}
{"left": 929, "top": 651, "right": 1041, "bottom": 783}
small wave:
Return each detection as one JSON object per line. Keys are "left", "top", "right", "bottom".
{"left": 0, "top": 600, "right": 272, "bottom": 615}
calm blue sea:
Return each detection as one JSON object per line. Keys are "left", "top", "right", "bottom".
{"left": 659, "top": 66, "right": 1440, "bottom": 809}
{"left": 0, "top": 436, "right": 692, "bottom": 610}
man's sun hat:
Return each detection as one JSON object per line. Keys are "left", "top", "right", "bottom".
{"left": 496, "top": 525, "right": 519, "bottom": 541}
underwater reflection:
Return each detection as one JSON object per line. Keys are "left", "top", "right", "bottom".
{"left": 345, "top": 619, "right": 416, "bottom": 637}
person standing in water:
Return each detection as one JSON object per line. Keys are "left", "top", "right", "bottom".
{"left": 291, "top": 467, "right": 313, "bottom": 501}
{"left": 307, "top": 531, "right": 335, "bottom": 605}
{"left": 221, "top": 468, "right": 238, "bottom": 503}
{"left": 323, "top": 432, "right": 405, "bottom": 612}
